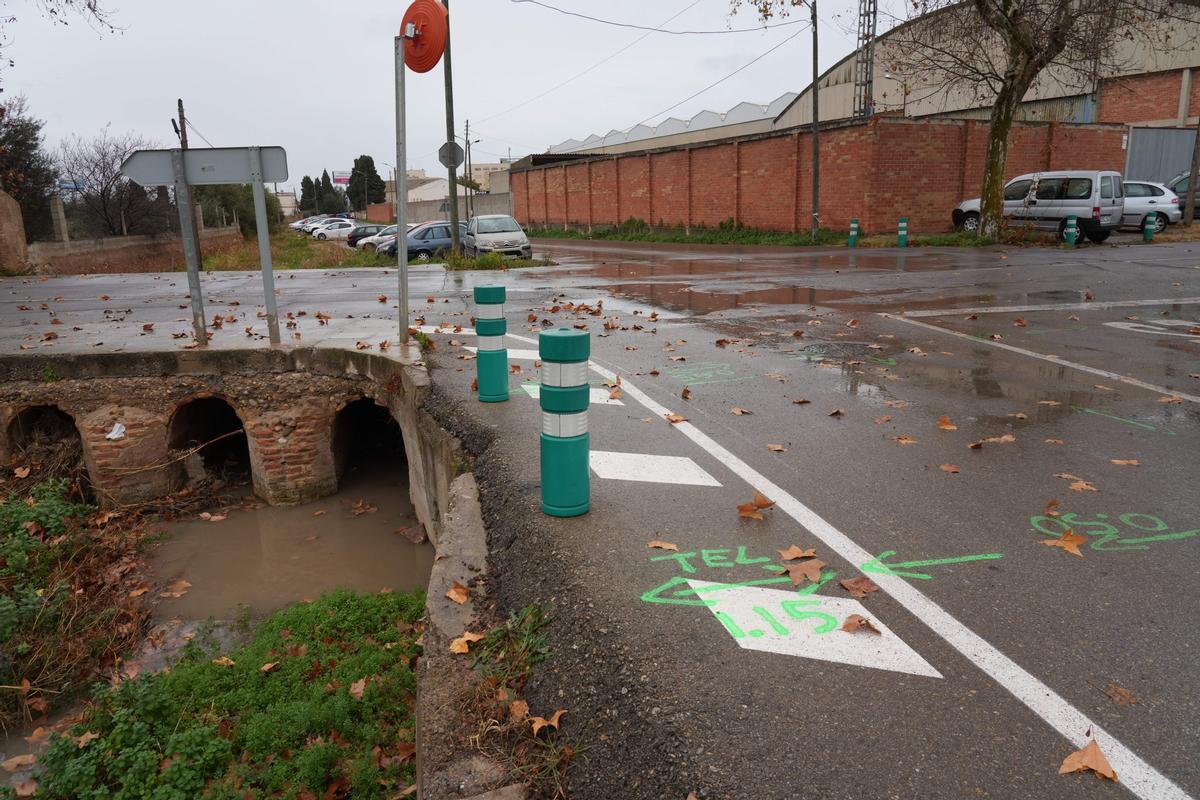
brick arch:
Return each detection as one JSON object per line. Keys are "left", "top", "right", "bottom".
{"left": 6, "top": 403, "right": 81, "bottom": 455}
{"left": 330, "top": 396, "right": 405, "bottom": 488}
{"left": 166, "top": 394, "right": 251, "bottom": 489}
{"left": 164, "top": 390, "right": 247, "bottom": 425}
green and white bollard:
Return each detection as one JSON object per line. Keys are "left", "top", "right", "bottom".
{"left": 848, "top": 218, "right": 859, "bottom": 248}
{"left": 897, "top": 217, "right": 908, "bottom": 248}
{"left": 1143, "top": 211, "right": 1157, "bottom": 242}
{"left": 539, "top": 327, "right": 590, "bottom": 518}
{"left": 473, "top": 285, "right": 509, "bottom": 403}
{"left": 1064, "top": 215, "right": 1079, "bottom": 247}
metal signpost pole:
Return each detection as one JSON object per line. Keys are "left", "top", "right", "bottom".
{"left": 171, "top": 149, "right": 207, "bottom": 344}
{"left": 395, "top": 33, "right": 410, "bottom": 345}
{"left": 248, "top": 146, "right": 281, "bottom": 345}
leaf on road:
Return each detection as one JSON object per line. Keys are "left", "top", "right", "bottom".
{"left": 767, "top": 444, "right": 787, "bottom": 452}
{"left": 841, "top": 614, "right": 881, "bottom": 635}
{"left": 840, "top": 576, "right": 880, "bottom": 598}
{"left": 1045, "top": 438, "right": 1065, "bottom": 445}
{"left": 1008, "top": 412, "right": 1027, "bottom": 420}
{"left": 968, "top": 432, "right": 1015, "bottom": 449}
{"left": 450, "top": 631, "right": 485, "bottom": 654}
{"left": 609, "top": 386, "right": 622, "bottom": 400}
{"left": 1039, "top": 400, "right": 1062, "bottom": 406}
{"left": 1093, "top": 384, "right": 1114, "bottom": 391}
{"left": 681, "top": 386, "right": 693, "bottom": 400}
{"left": 1044, "top": 499, "right": 1060, "bottom": 517}
{"left": 446, "top": 581, "right": 470, "bottom": 605}
{"left": 766, "top": 372, "right": 787, "bottom": 382}
{"left": 940, "top": 464, "right": 960, "bottom": 474}
{"left": 529, "top": 709, "right": 567, "bottom": 737}
{"left": 1110, "top": 459, "right": 1140, "bottom": 466}
{"left": 874, "top": 415, "right": 892, "bottom": 425}
{"left": 884, "top": 399, "right": 909, "bottom": 409}
{"left": 779, "top": 559, "right": 826, "bottom": 585}
{"left": 907, "top": 346, "right": 926, "bottom": 356}
{"left": 1104, "top": 683, "right": 1139, "bottom": 706}
{"left": 828, "top": 408, "right": 846, "bottom": 418}
{"left": 737, "top": 493, "right": 775, "bottom": 520}
{"left": 1058, "top": 739, "right": 1117, "bottom": 781}
{"left": 647, "top": 540, "right": 679, "bottom": 551}
{"left": 509, "top": 699, "right": 529, "bottom": 721}
{"left": 1041, "top": 529, "right": 1087, "bottom": 557}
{"left": 730, "top": 406, "right": 753, "bottom": 415}
{"left": 937, "top": 415, "right": 957, "bottom": 431}
{"left": 792, "top": 398, "right": 811, "bottom": 405}
{"left": 893, "top": 436, "right": 918, "bottom": 445}
{"left": 752, "top": 491, "right": 774, "bottom": 510}
{"left": 1013, "top": 318, "right": 1027, "bottom": 327}
{"left": 778, "top": 545, "right": 816, "bottom": 561}
{"left": 1158, "top": 395, "right": 1183, "bottom": 404}
{"left": 665, "top": 413, "right": 687, "bottom": 424}
{"left": 351, "top": 500, "right": 378, "bottom": 516}
{"left": 212, "top": 656, "right": 236, "bottom": 667}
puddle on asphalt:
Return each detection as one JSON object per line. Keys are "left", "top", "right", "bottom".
{"left": 148, "top": 462, "right": 434, "bottom": 623}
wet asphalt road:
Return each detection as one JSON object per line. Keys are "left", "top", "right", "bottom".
{"left": 2, "top": 238, "right": 1198, "bottom": 799}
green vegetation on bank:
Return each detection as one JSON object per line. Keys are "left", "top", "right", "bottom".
{"left": 203, "top": 234, "right": 382, "bottom": 271}
{"left": 442, "top": 251, "right": 555, "bottom": 271}
{"left": 527, "top": 217, "right": 1015, "bottom": 248}
{"left": 17, "top": 589, "right": 424, "bottom": 800}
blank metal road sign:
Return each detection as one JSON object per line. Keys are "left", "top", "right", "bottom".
{"left": 438, "top": 141, "right": 464, "bottom": 169}
{"left": 121, "top": 146, "right": 288, "bottom": 186}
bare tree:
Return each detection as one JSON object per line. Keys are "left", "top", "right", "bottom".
{"left": 57, "top": 127, "right": 163, "bottom": 236}
{"left": 1, "top": 1, "right": 117, "bottom": 88}
{"left": 736, "top": 0, "right": 1200, "bottom": 237}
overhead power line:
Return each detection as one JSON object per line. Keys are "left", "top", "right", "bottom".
{"left": 478, "top": 0, "right": 704, "bottom": 124}
{"left": 184, "top": 119, "right": 215, "bottom": 148}
{"left": 632, "top": 25, "right": 808, "bottom": 128}
{"left": 510, "top": 0, "right": 807, "bottom": 34}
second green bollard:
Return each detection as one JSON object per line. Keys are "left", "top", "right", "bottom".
{"left": 539, "top": 327, "right": 590, "bottom": 517}
{"left": 1064, "top": 215, "right": 1079, "bottom": 246}
{"left": 897, "top": 216, "right": 908, "bottom": 248}
{"left": 1143, "top": 211, "right": 1157, "bottom": 242}
{"left": 473, "top": 285, "right": 509, "bottom": 403}
{"left": 848, "top": 218, "right": 859, "bottom": 248}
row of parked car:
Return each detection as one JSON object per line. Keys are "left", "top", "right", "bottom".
{"left": 287, "top": 213, "right": 533, "bottom": 260}
{"left": 952, "top": 169, "right": 1195, "bottom": 241}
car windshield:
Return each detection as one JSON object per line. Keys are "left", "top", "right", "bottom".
{"left": 380, "top": 226, "right": 397, "bottom": 235}
{"left": 476, "top": 216, "right": 522, "bottom": 234}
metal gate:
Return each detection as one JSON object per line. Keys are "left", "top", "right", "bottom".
{"left": 1125, "top": 127, "right": 1196, "bottom": 183}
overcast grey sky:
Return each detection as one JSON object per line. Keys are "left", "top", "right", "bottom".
{"left": 3, "top": 0, "right": 883, "bottom": 192}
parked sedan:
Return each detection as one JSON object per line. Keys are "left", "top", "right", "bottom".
{"left": 1121, "top": 181, "right": 1181, "bottom": 232}
{"left": 464, "top": 214, "right": 532, "bottom": 258}
{"left": 356, "top": 224, "right": 399, "bottom": 250}
{"left": 346, "top": 224, "right": 388, "bottom": 248}
{"left": 377, "top": 222, "right": 467, "bottom": 260}
{"left": 1167, "top": 173, "right": 1199, "bottom": 218}
{"left": 289, "top": 214, "right": 326, "bottom": 230}
{"left": 312, "top": 219, "right": 356, "bottom": 240}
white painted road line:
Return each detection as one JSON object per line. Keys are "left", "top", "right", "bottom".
{"left": 590, "top": 451, "right": 721, "bottom": 486}
{"left": 899, "top": 297, "right": 1200, "bottom": 318}
{"left": 689, "top": 580, "right": 942, "bottom": 678}
{"left": 463, "top": 346, "right": 540, "bottom": 361}
{"left": 520, "top": 384, "right": 625, "bottom": 406}
{"left": 881, "top": 313, "right": 1200, "bottom": 405}
{"left": 576, "top": 352, "right": 1193, "bottom": 800}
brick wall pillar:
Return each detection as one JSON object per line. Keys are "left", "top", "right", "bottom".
{"left": 245, "top": 402, "right": 337, "bottom": 505}
{"left": 0, "top": 189, "right": 28, "bottom": 272}
{"left": 78, "top": 406, "right": 172, "bottom": 505}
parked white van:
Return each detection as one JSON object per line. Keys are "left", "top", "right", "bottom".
{"left": 952, "top": 170, "right": 1125, "bottom": 242}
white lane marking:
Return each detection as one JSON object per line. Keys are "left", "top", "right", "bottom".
{"left": 590, "top": 451, "right": 721, "bottom": 487}
{"left": 580, "top": 356, "right": 1192, "bottom": 800}
{"left": 881, "top": 313, "right": 1200, "bottom": 405}
{"left": 900, "top": 297, "right": 1200, "bottom": 318}
{"left": 1104, "top": 321, "right": 1200, "bottom": 338}
{"left": 520, "top": 384, "right": 625, "bottom": 406}
{"left": 463, "top": 346, "right": 540, "bottom": 360}
{"left": 689, "top": 580, "right": 942, "bottom": 678}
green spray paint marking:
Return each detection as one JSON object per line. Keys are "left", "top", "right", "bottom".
{"left": 1029, "top": 512, "right": 1199, "bottom": 552}
{"left": 1071, "top": 405, "right": 1176, "bottom": 435}
{"left": 861, "top": 550, "right": 1003, "bottom": 580}
{"left": 641, "top": 575, "right": 793, "bottom": 606}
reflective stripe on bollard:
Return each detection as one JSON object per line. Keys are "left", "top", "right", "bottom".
{"left": 473, "top": 285, "right": 509, "bottom": 403}
{"left": 539, "top": 327, "right": 590, "bottom": 518}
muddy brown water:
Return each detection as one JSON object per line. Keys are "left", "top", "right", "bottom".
{"left": 149, "top": 466, "right": 435, "bottom": 622}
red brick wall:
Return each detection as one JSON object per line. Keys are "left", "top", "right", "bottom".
{"left": 512, "top": 117, "right": 1128, "bottom": 233}
{"left": 1190, "top": 69, "right": 1200, "bottom": 117}
{"left": 1099, "top": 70, "right": 1181, "bottom": 124}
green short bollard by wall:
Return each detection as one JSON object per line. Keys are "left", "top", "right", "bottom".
{"left": 473, "top": 285, "right": 508, "bottom": 403}
{"left": 1064, "top": 215, "right": 1079, "bottom": 247}
{"left": 1143, "top": 211, "right": 1157, "bottom": 242}
{"left": 848, "top": 218, "right": 859, "bottom": 248}
{"left": 897, "top": 217, "right": 908, "bottom": 248}
{"left": 539, "top": 327, "right": 590, "bottom": 518}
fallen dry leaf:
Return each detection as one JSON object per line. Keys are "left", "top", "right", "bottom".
{"left": 766, "top": 372, "right": 787, "bottom": 382}
{"left": 212, "top": 656, "right": 236, "bottom": 667}
{"left": 730, "top": 406, "right": 753, "bottom": 415}
{"left": 894, "top": 435, "right": 918, "bottom": 445}
{"left": 648, "top": 540, "right": 679, "bottom": 551}
{"left": 75, "top": 731, "right": 100, "bottom": 748}
{"left": 509, "top": 699, "right": 529, "bottom": 721}
{"left": 609, "top": 386, "right": 622, "bottom": 400}
{"left": 159, "top": 579, "right": 191, "bottom": 598}
{"left": 1041, "top": 529, "right": 1087, "bottom": 557}
{"left": 767, "top": 443, "right": 787, "bottom": 452}
{"left": 1058, "top": 738, "right": 1117, "bottom": 781}
{"left": 840, "top": 576, "right": 880, "bottom": 598}
{"left": 874, "top": 415, "right": 892, "bottom": 425}
{"left": 1158, "top": 395, "right": 1183, "bottom": 404}
{"left": 792, "top": 397, "right": 811, "bottom": 405}
{"left": 2, "top": 754, "right": 37, "bottom": 772}
{"left": 778, "top": 545, "right": 817, "bottom": 560}
{"left": 828, "top": 408, "right": 846, "bottom": 418}
{"left": 529, "top": 708, "right": 567, "bottom": 736}
{"left": 13, "top": 779, "right": 36, "bottom": 798}
{"left": 312, "top": 509, "right": 327, "bottom": 517}
{"left": 937, "top": 415, "right": 957, "bottom": 431}
{"left": 351, "top": 500, "right": 377, "bottom": 516}
{"left": 940, "top": 463, "right": 960, "bottom": 474}
{"left": 446, "top": 581, "right": 470, "bottom": 605}
{"left": 259, "top": 662, "right": 279, "bottom": 674}
{"left": 841, "top": 614, "right": 881, "bottom": 635}
{"left": 1013, "top": 317, "right": 1027, "bottom": 327}
{"left": 128, "top": 586, "right": 150, "bottom": 598}
{"left": 1039, "top": 400, "right": 1062, "bottom": 407}
{"left": 1104, "top": 682, "right": 1139, "bottom": 706}
{"left": 780, "top": 559, "right": 826, "bottom": 585}
{"left": 1110, "top": 459, "right": 1140, "bottom": 466}
{"left": 450, "top": 631, "right": 485, "bottom": 654}
{"left": 14, "top": 466, "right": 31, "bottom": 478}
{"left": 349, "top": 678, "right": 367, "bottom": 700}
{"left": 1045, "top": 438, "right": 1065, "bottom": 445}
{"left": 1044, "top": 499, "right": 1060, "bottom": 517}
{"left": 681, "top": 386, "right": 693, "bottom": 400}
{"left": 737, "top": 504, "right": 764, "bottom": 521}
{"left": 968, "top": 432, "right": 1015, "bottom": 449}
{"left": 665, "top": 412, "right": 687, "bottom": 424}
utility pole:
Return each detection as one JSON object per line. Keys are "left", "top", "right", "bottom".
{"left": 176, "top": 98, "right": 204, "bottom": 263}
{"left": 442, "top": 0, "right": 461, "bottom": 253}
{"left": 810, "top": 0, "right": 820, "bottom": 242}
{"left": 465, "top": 119, "right": 473, "bottom": 219}
{"left": 177, "top": 98, "right": 190, "bottom": 150}
{"left": 1185, "top": 117, "right": 1200, "bottom": 226}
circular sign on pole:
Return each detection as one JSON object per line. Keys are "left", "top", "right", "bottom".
{"left": 401, "top": 0, "right": 448, "bottom": 73}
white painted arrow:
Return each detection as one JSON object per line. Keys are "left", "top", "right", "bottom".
{"left": 688, "top": 580, "right": 942, "bottom": 678}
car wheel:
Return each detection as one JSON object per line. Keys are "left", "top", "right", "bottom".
{"left": 961, "top": 212, "right": 980, "bottom": 233}
{"left": 1086, "top": 230, "right": 1111, "bottom": 244}
{"left": 317, "top": 233, "right": 327, "bottom": 240}
{"left": 1146, "top": 214, "right": 1168, "bottom": 234}
{"left": 415, "top": 250, "right": 431, "bottom": 262}
{"left": 364, "top": 243, "right": 376, "bottom": 251}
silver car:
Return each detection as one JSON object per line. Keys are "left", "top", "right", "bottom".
{"left": 1121, "top": 181, "right": 1182, "bottom": 232}
{"left": 952, "top": 170, "right": 1125, "bottom": 242}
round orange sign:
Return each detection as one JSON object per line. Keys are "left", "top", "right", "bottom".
{"left": 401, "top": 0, "right": 448, "bottom": 74}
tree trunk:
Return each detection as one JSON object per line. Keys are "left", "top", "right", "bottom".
{"left": 979, "top": 82, "right": 1024, "bottom": 239}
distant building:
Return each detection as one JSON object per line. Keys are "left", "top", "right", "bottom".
{"left": 274, "top": 191, "right": 298, "bottom": 217}
{"left": 407, "top": 177, "right": 468, "bottom": 202}
{"left": 384, "top": 172, "right": 441, "bottom": 206}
